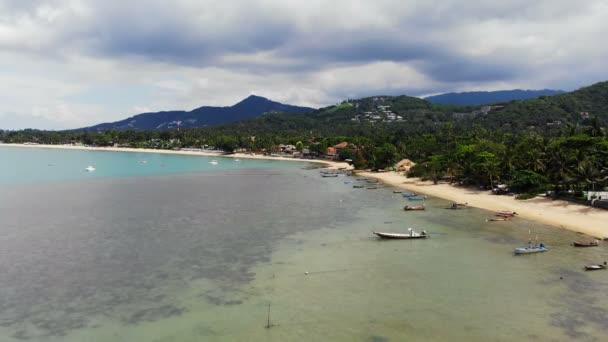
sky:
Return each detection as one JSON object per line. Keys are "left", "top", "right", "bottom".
{"left": 1, "top": 0, "right": 608, "bottom": 130}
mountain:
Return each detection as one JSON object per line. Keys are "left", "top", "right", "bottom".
{"left": 425, "top": 89, "right": 564, "bottom": 106}
{"left": 474, "top": 81, "right": 608, "bottom": 130}
{"left": 80, "top": 95, "right": 314, "bottom": 131}
{"left": 221, "top": 82, "right": 608, "bottom": 136}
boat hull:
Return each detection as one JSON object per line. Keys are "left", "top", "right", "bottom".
{"left": 573, "top": 242, "right": 599, "bottom": 247}
{"left": 514, "top": 247, "right": 547, "bottom": 254}
{"left": 585, "top": 265, "right": 606, "bottom": 271}
{"left": 373, "top": 232, "right": 427, "bottom": 239}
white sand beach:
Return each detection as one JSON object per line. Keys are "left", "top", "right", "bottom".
{"left": 358, "top": 171, "right": 608, "bottom": 239}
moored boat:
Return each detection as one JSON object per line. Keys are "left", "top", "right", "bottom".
{"left": 401, "top": 192, "right": 417, "bottom": 198}
{"left": 514, "top": 232, "right": 547, "bottom": 254}
{"left": 404, "top": 205, "right": 425, "bottom": 211}
{"left": 573, "top": 241, "right": 599, "bottom": 247}
{"left": 584, "top": 263, "right": 607, "bottom": 271}
{"left": 487, "top": 217, "right": 510, "bottom": 221}
{"left": 322, "top": 174, "right": 339, "bottom": 177}
{"left": 514, "top": 245, "right": 547, "bottom": 254}
{"left": 353, "top": 184, "right": 365, "bottom": 188}
{"left": 373, "top": 228, "right": 428, "bottom": 239}
{"left": 496, "top": 211, "right": 517, "bottom": 217}
{"left": 407, "top": 196, "right": 426, "bottom": 201}
{"left": 393, "top": 190, "right": 403, "bottom": 193}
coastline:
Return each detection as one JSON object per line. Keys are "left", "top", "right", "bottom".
{"left": 0, "top": 143, "right": 352, "bottom": 169}
{"left": 358, "top": 170, "right": 608, "bottom": 239}
{"left": 4, "top": 143, "right": 606, "bottom": 238}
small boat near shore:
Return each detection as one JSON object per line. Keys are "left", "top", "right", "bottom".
{"left": 584, "top": 263, "right": 607, "bottom": 271}
{"left": 496, "top": 211, "right": 517, "bottom": 217}
{"left": 573, "top": 241, "right": 599, "bottom": 247}
{"left": 353, "top": 184, "right": 365, "bottom": 188}
{"left": 393, "top": 190, "right": 402, "bottom": 193}
{"left": 407, "top": 196, "right": 427, "bottom": 201}
{"left": 404, "top": 205, "right": 425, "bottom": 211}
{"left": 373, "top": 228, "right": 428, "bottom": 239}
{"left": 514, "top": 244, "right": 547, "bottom": 254}
{"left": 401, "top": 192, "right": 417, "bottom": 198}
{"left": 487, "top": 217, "right": 510, "bottom": 222}
{"left": 210, "top": 160, "right": 219, "bottom": 165}
{"left": 514, "top": 232, "right": 547, "bottom": 254}
{"left": 322, "top": 174, "right": 339, "bottom": 177}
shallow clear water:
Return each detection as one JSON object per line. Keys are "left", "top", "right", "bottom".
{"left": 0, "top": 146, "right": 294, "bottom": 185}
{"left": 1, "top": 146, "right": 607, "bottom": 341}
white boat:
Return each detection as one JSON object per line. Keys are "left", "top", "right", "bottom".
{"left": 84, "top": 166, "right": 96, "bottom": 172}
{"left": 514, "top": 245, "right": 547, "bottom": 254}
{"left": 234, "top": 159, "right": 240, "bottom": 162}
{"left": 373, "top": 228, "right": 428, "bottom": 239}
{"left": 210, "top": 160, "right": 219, "bottom": 165}
{"left": 514, "top": 232, "right": 547, "bottom": 254}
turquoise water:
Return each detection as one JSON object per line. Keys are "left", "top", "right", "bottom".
{"left": 0, "top": 146, "right": 298, "bottom": 184}
{"left": 1, "top": 146, "right": 608, "bottom": 341}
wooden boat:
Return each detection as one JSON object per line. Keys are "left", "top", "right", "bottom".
{"left": 573, "top": 241, "right": 599, "bottom": 247}
{"left": 322, "top": 174, "right": 339, "bottom": 178}
{"left": 487, "top": 217, "right": 510, "bottom": 221}
{"left": 366, "top": 186, "right": 378, "bottom": 189}
{"left": 496, "top": 211, "right": 517, "bottom": 217}
{"left": 353, "top": 184, "right": 365, "bottom": 188}
{"left": 404, "top": 205, "right": 425, "bottom": 211}
{"left": 393, "top": 190, "right": 403, "bottom": 193}
{"left": 373, "top": 229, "right": 428, "bottom": 239}
{"left": 407, "top": 196, "right": 426, "bottom": 201}
{"left": 584, "top": 263, "right": 607, "bottom": 271}
{"left": 401, "top": 192, "right": 417, "bottom": 198}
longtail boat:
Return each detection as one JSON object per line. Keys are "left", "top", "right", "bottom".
{"left": 573, "top": 241, "right": 599, "bottom": 247}
{"left": 487, "top": 217, "right": 510, "bottom": 222}
{"left": 373, "top": 228, "right": 428, "bottom": 239}
{"left": 585, "top": 263, "right": 607, "bottom": 271}
{"left": 404, "top": 205, "right": 425, "bottom": 211}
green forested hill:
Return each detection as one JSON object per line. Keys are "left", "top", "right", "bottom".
{"left": 216, "top": 81, "right": 608, "bottom": 136}
{"left": 475, "top": 81, "right": 608, "bottom": 131}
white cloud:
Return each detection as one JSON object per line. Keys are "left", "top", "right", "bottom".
{"left": 0, "top": 0, "right": 607, "bottom": 129}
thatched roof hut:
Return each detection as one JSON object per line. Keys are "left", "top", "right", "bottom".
{"left": 395, "top": 159, "right": 416, "bottom": 172}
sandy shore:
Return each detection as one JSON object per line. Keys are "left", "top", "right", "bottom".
{"left": 0, "top": 143, "right": 352, "bottom": 169}
{"left": 358, "top": 171, "right": 608, "bottom": 239}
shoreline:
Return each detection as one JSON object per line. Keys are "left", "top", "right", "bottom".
{"left": 3, "top": 143, "right": 606, "bottom": 238}
{"left": 358, "top": 170, "right": 608, "bottom": 239}
{"left": 0, "top": 143, "right": 352, "bottom": 169}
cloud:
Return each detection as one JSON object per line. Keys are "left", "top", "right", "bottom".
{"left": 1, "top": 0, "right": 608, "bottom": 129}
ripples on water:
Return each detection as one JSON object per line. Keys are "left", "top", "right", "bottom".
{"left": 1, "top": 147, "right": 608, "bottom": 341}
